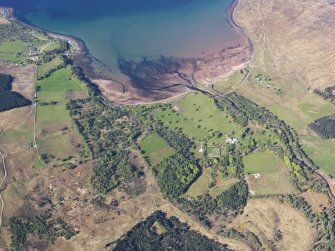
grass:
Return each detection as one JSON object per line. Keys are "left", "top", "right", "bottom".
{"left": 40, "top": 41, "right": 60, "bottom": 52}
{"left": 151, "top": 221, "right": 168, "bottom": 235}
{"left": 209, "top": 176, "right": 238, "bottom": 198}
{"left": 301, "top": 134, "right": 335, "bottom": 177}
{"left": 244, "top": 151, "right": 280, "bottom": 174}
{"left": 38, "top": 68, "right": 83, "bottom": 92}
{"left": 37, "top": 133, "right": 74, "bottom": 159}
{"left": 31, "top": 32, "right": 49, "bottom": 40}
{"left": 37, "top": 105, "right": 70, "bottom": 124}
{"left": 239, "top": 84, "right": 335, "bottom": 130}
{"left": 151, "top": 93, "right": 240, "bottom": 144}
{"left": 36, "top": 67, "right": 87, "bottom": 161}
{"left": 184, "top": 168, "right": 238, "bottom": 198}
{"left": 0, "top": 52, "right": 25, "bottom": 63}
{"left": 268, "top": 104, "right": 305, "bottom": 129}
{"left": 38, "top": 91, "right": 65, "bottom": 103}
{"left": 140, "top": 133, "right": 175, "bottom": 165}
{"left": 0, "top": 40, "right": 28, "bottom": 54}
{"left": 244, "top": 152, "right": 296, "bottom": 195}
{"left": 37, "top": 56, "right": 64, "bottom": 77}
{"left": 247, "top": 170, "right": 296, "bottom": 195}
{"left": 184, "top": 168, "right": 212, "bottom": 197}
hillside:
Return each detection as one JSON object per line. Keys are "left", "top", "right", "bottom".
{"left": 236, "top": 0, "right": 335, "bottom": 90}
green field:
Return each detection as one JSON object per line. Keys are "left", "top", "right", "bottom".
{"left": 152, "top": 93, "right": 240, "bottom": 144}
{"left": 184, "top": 168, "right": 238, "bottom": 198}
{"left": 248, "top": 170, "right": 296, "bottom": 195}
{"left": 39, "top": 40, "right": 60, "bottom": 52}
{"left": 244, "top": 151, "right": 296, "bottom": 194}
{"left": 302, "top": 135, "right": 335, "bottom": 176}
{"left": 0, "top": 52, "right": 25, "bottom": 63}
{"left": 140, "top": 133, "right": 175, "bottom": 165}
{"left": 243, "top": 151, "right": 280, "bottom": 174}
{"left": 0, "top": 40, "right": 28, "bottom": 54}
{"left": 0, "top": 40, "right": 29, "bottom": 63}
{"left": 36, "top": 67, "right": 86, "bottom": 160}
{"left": 37, "top": 56, "right": 64, "bottom": 78}
{"left": 268, "top": 104, "right": 305, "bottom": 129}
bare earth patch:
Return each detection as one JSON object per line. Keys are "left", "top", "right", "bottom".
{"left": 0, "top": 17, "right": 9, "bottom": 25}
{"left": 236, "top": 0, "right": 335, "bottom": 90}
{"left": 231, "top": 198, "right": 316, "bottom": 251}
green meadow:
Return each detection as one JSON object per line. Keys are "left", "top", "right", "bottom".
{"left": 36, "top": 67, "right": 86, "bottom": 160}
{"left": 37, "top": 56, "right": 64, "bottom": 78}
{"left": 243, "top": 151, "right": 279, "bottom": 174}
{"left": 140, "top": 133, "right": 175, "bottom": 165}
{"left": 152, "top": 93, "right": 240, "bottom": 145}
{"left": 184, "top": 168, "right": 238, "bottom": 198}
{"left": 302, "top": 135, "right": 335, "bottom": 177}
{"left": 0, "top": 40, "right": 28, "bottom": 54}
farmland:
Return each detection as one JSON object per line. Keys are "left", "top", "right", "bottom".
{"left": 243, "top": 151, "right": 279, "bottom": 174}
{"left": 37, "top": 56, "right": 64, "bottom": 78}
{"left": 151, "top": 93, "right": 240, "bottom": 145}
{"left": 301, "top": 134, "right": 335, "bottom": 177}
{"left": 0, "top": 40, "right": 28, "bottom": 63}
{"left": 36, "top": 67, "right": 87, "bottom": 163}
{"left": 140, "top": 133, "right": 175, "bottom": 165}
{"left": 184, "top": 168, "right": 238, "bottom": 198}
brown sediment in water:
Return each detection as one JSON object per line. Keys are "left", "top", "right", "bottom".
{"left": 3, "top": 0, "right": 253, "bottom": 105}
{"left": 94, "top": 0, "right": 254, "bottom": 104}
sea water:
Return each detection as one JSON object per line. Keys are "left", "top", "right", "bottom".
{"left": 3, "top": 0, "right": 239, "bottom": 76}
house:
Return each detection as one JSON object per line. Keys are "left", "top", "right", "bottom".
{"left": 227, "top": 137, "right": 239, "bottom": 144}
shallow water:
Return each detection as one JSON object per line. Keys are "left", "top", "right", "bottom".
{"left": 3, "top": 0, "right": 240, "bottom": 78}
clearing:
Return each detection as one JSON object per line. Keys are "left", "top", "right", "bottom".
{"left": 244, "top": 151, "right": 296, "bottom": 195}
{"left": 151, "top": 92, "right": 240, "bottom": 145}
{"left": 301, "top": 134, "right": 335, "bottom": 177}
{"left": 140, "top": 133, "right": 175, "bottom": 165}
{"left": 244, "top": 151, "right": 279, "bottom": 174}
{"left": 184, "top": 168, "right": 238, "bottom": 198}
{"left": 231, "top": 198, "right": 316, "bottom": 251}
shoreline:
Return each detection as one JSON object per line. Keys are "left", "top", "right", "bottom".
{"left": 0, "top": 7, "right": 87, "bottom": 58}
{"left": 1, "top": 2, "right": 254, "bottom": 105}
{"left": 228, "top": 0, "right": 255, "bottom": 57}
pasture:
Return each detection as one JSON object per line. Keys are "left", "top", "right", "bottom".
{"left": 244, "top": 151, "right": 296, "bottom": 195}
{"left": 152, "top": 93, "right": 240, "bottom": 145}
{"left": 183, "top": 168, "right": 238, "bottom": 198}
{"left": 243, "top": 151, "right": 279, "bottom": 174}
{"left": 301, "top": 134, "right": 335, "bottom": 176}
{"left": 36, "top": 67, "right": 87, "bottom": 161}
{"left": 37, "top": 56, "right": 64, "bottom": 78}
{"left": 140, "top": 133, "right": 174, "bottom": 165}
{"left": 0, "top": 40, "right": 27, "bottom": 54}
{"left": 0, "top": 40, "right": 28, "bottom": 63}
